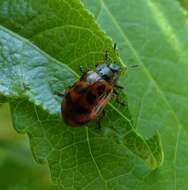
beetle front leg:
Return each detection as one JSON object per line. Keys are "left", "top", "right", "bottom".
{"left": 79, "top": 65, "right": 88, "bottom": 74}
{"left": 114, "top": 84, "right": 124, "bottom": 89}
{"left": 96, "top": 110, "right": 106, "bottom": 129}
{"left": 113, "top": 89, "right": 126, "bottom": 106}
{"left": 96, "top": 118, "right": 102, "bottom": 129}
{"left": 55, "top": 92, "right": 65, "bottom": 97}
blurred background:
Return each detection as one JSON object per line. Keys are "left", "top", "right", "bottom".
{"left": 0, "top": 103, "right": 57, "bottom": 190}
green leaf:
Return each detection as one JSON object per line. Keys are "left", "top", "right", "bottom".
{"left": 82, "top": 0, "right": 188, "bottom": 189}
{"left": 0, "top": 0, "right": 164, "bottom": 189}
{"left": 0, "top": 23, "right": 162, "bottom": 187}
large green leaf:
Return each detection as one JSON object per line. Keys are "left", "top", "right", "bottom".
{"left": 0, "top": 23, "right": 162, "bottom": 189}
{"left": 82, "top": 0, "right": 188, "bottom": 189}
{"left": 0, "top": 0, "right": 163, "bottom": 189}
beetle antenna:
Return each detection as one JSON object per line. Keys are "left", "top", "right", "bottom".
{"left": 130, "top": 64, "right": 139, "bottom": 68}
{"left": 113, "top": 43, "right": 117, "bottom": 52}
{"left": 105, "top": 50, "right": 108, "bottom": 63}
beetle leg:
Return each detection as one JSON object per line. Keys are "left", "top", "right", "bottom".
{"left": 115, "top": 95, "right": 126, "bottom": 106}
{"left": 102, "top": 110, "right": 106, "bottom": 117}
{"left": 130, "top": 64, "right": 139, "bottom": 68}
{"left": 96, "top": 110, "right": 106, "bottom": 129}
{"left": 22, "top": 83, "right": 31, "bottom": 91}
{"left": 55, "top": 92, "right": 65, "bottom": 97}
{"left": 113, "top": 89, "right": 119, "bottom": 95}
{"left": 96, "top": 118, "right": 102, "bottom": 129}
{"left": 79, "top": 66, "right": 89, "bottom": 81}
{"left": 113, "top": 90, "right": 126, "bottom": 106}
{"left": 95, "top": 59, "right": 106, "bottom": 66}
{"left": 79, "top": 65, "right": 87, "bottom": 74}
{"left": 113, "top": 43, "right": 117, "bottom": 52}
{"left": 116, "top": 98, "right": 126, "bottom": 106}
{"left": 114, "top": 84, "right": 124, "bottom": 89}
{"left": 105, "top": 50, "right": 108, "bottom": 63}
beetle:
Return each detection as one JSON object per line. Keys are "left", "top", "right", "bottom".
{"left": 61, "top": 45, "right": 124, "bottom": 127}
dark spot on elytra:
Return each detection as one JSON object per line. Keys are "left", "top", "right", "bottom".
{"left": 86, "top": 90, "right": 97, "bottom": 104}
{"left": 76, "top": 119, "right": 90, "bottom": 125}
{"left": 74, "top": 85, "right": 85, "bottom": 94}
{"left": 106, "top": 89, "right": 111, "bottom": 94}
{"left": 97, "top": 84, "right": 105, "bottom": 95}
{"left": 75, "top": 104, "right": 90, "bottom": 114}
{"left": 65, "top": 92, "right": 72, "bottom": 102}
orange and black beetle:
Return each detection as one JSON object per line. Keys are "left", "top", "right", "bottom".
{"left": 61, "top": 49, "right": 124, "bottom": 127}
